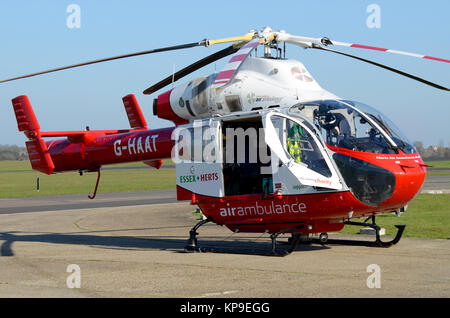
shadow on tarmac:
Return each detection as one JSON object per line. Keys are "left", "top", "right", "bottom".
{"left": 0, "top": 229, "right": 329, "bottom": 257}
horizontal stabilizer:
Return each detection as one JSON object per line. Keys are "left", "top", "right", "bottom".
{"left": 143, "top": 159, "right": 162, "bottom": 169}
{"left": 25, "top": 138, "right": 55, "bottom": 174}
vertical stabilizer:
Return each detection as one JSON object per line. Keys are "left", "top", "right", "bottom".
{"left": 12, "top": 95, "right": 55, "bottom": 174}
{"left": 122, "top": 94, "right": 148, "bottom": 129}
{"left": 12, "top": 95, "right": 40, "bottom": 136}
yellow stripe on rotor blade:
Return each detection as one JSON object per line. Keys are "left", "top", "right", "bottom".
{"left": 208, "top": 33, "right": 255, "bottom": 46}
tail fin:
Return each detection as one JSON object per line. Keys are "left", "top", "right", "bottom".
{"left": 122, "top": 94, "right": 148, "bottom": 129}
{"left": 12, "top": 95, "right": 55, "bottom": 174}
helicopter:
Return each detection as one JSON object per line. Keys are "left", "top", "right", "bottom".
{"left": 5, "top": 27, "right": 449, "bottom": 256}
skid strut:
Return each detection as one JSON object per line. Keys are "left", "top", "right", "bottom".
{"left": 270, "top": 227, "right": 303, "bottom": 256}
{"left": 184, "top": 218, "right": 303, "bottom": 256}
{"left": 185, "top": 217, "right": 212, "bottom": 251}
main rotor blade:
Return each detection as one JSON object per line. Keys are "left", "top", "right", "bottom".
{"left": 0, "top": 41, "right": 207, "bottom": 84}
{"left": 275, "top": 32, "right": 450, "bottom": 64}
{"left": 326, "top": 39, "right": 450, "bottom": 64}
{"left": 211, "top": 39, "right": 262, "bottom": 89}
{"left": 312, "top": 45, "right": 449, "bottom": 91}
{"left": 143, "top": 45, "right": 239, "bottom": 95}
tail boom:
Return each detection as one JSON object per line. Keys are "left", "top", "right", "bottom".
{"left": 12, "top": 95, "right": 175, "bottom": 174}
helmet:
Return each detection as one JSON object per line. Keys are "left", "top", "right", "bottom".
{"left": 318, "top": 113, "right": 337, "bottom": 128}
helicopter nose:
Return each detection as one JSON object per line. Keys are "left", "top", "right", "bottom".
{"left": 383, "top": 159, "right": 427, "bottom": 209}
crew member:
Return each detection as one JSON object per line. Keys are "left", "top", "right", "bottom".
{"left": 287, "top": 122, "right": 305, "bottom": 163}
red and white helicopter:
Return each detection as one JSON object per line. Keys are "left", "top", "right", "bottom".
{"left": 5, "top": 27, "right": 449, "bottom": 255}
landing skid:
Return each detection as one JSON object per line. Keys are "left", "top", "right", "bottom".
{"left": 184, "top": 218, "right": 303, "bottom": 257}
{"left": 183, "top": 216, "right": 405, "bottom": 256}
{"left": 310, "top": 217, "right": 406, "bottom": 248}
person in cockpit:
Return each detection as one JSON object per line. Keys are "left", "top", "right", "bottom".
{"left": 318, "top": 112, "right": 351, "bottom": 147}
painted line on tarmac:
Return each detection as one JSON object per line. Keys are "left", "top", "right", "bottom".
{"left": 421, "top": 189, "right": 450, "bottom": 194}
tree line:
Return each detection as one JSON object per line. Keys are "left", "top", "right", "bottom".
{"left": 413, "top": 141, "right": 450, "bottom": 161}
{"left": 0, "top": 145, "right": 27, "bottom": 160}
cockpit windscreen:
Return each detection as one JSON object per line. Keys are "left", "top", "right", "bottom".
{"left": 289, "top": 100, "right": 416, "bottom": 154}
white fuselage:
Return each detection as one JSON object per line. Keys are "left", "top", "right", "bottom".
{"left": 169, "top": 57, "right": 338, "bottom": 121}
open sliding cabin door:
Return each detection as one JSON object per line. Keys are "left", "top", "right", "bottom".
{"left": 174, "top": 119, "right": 224, "bottom": 198}
{"left": 262, "top": 112, "right": 343, "bottom": 194}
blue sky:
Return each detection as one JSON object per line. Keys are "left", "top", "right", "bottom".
{"left": 0, "top": 0, "right": 449, "bottom": 147}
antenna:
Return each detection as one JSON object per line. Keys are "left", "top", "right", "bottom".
{"left": 171, "top": 63, "right": 175, "bottom": 89}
